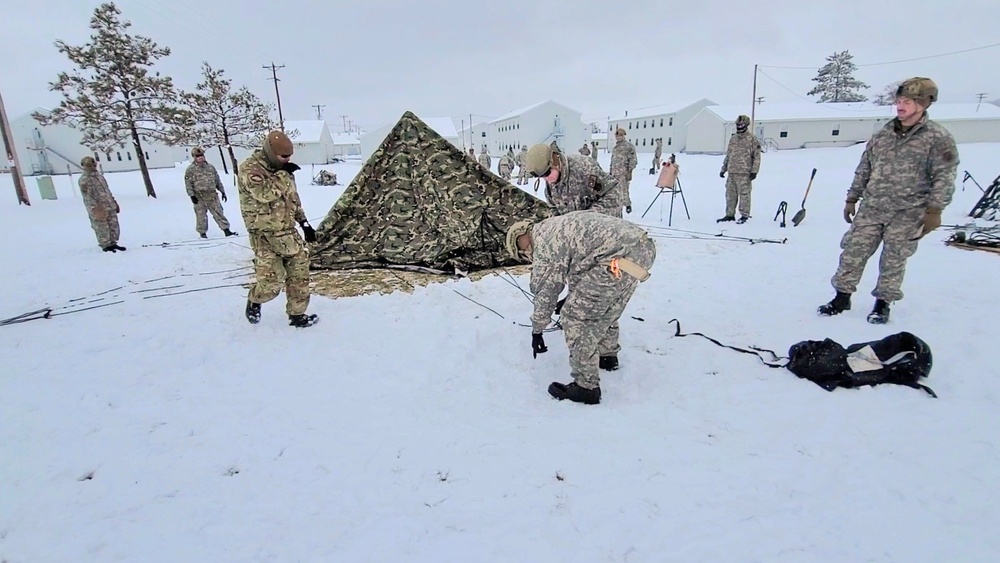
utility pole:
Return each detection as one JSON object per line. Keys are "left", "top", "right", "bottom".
{"left": 311, "top": 104, "right": 325, "bottom": 119}
{"left": 975, "top": 92, "right": 988, "bottom": 112}
{"left": 263, "top": 62, "right": 286, "bottom": 129}
{"left": 0, "top": 89, "right": 30, "bottom": 206}
{"left": 750, "top": 64, "right": 758, "bottom": 137}
{"left": 340, "top": 114, "right": 348, "bottom": 132}
{"left": 755, "top": 96, "right": 765, "bottom": 105}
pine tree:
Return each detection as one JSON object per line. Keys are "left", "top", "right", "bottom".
{"left": 807, "top": 50, "right": 870, "bottom": 103}
{"left": 180, "top": 63, "right": 284, "bottom": 174}
{"left": 34, "top": 2, "right": 191, "bottom": 198}
{"left": 873, "top": 81, "right": 903, "bottom": 106}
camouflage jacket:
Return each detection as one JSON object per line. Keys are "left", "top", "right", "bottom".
{"left": 846, "top": 114, "right": 959, "bottom": 211}
{"left": 184, "top": 161, "right": 225, "bottom": 197}
{"left": 478, "top": 153, "right": 492, "bottom": 169}
{"left": 79, "top": 171, "right": 117, "bottom": 216}
{"left": 236, "top": 150, "right": 307, "bottom": 233}
{"left": 545, "top": 154, "right": 619, "bottom": 216}
{"left": 515, "top": 149, "right": 527, "bottom": 167}
{"left": 654, "top": 143, "right": 663, "bottom": 159}
{"left": 610, "top": 140, "right": 637, "bottom": 177}
{"left": 529, "top": 211, "right": 655, "bottom": 332}
{"left": 498, "top": 155, "right": 514, "bottom": 171}
{"left": 579, "top": 145, "right": 591, "bottom": 156}
{"left": 721, "top": 131, "right": 761, "bottom": 175}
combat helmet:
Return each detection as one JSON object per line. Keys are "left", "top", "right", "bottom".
{"left": 505, "top": 220, "right": 535, "bottom": 261}
{"left": 524, "top": 144, "right": 554, "bottom": 177}
{"left": 736, "top": 115, "right": 751, "bottom": 132}
{"left": 896, "top": 77, "right": 938, "bottom": 106}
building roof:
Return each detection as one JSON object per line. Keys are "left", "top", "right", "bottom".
{"left": 490, "top": 99, "right": 581, "bottom": 123}
{"left": 701, "top": 102, "right": 1000, "bottom": 123}
{"left": 591, "top": 132, "right": 606, "bottom": 141}
{"left": 284, "top": 120, "right": 328, "bottom": 143}
{"left": 421, "top": 117, "right": 459, "bottom": 139}
{"left": 332, "top": 134, "right": 360, "bottom": 146}
{"left": 610, "top": 98, "right": 715, "bottom": 121}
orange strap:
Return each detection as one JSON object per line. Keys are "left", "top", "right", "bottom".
{"left": 609, "top": 258, "right": 622, "bottom": 279}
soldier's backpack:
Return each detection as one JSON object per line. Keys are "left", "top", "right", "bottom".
{"left": 666, "top": 320, "right": 937, "bottom": 397}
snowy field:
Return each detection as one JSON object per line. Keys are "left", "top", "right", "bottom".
{"left": 2, "top": 143, "right": 999, "bottom": 562}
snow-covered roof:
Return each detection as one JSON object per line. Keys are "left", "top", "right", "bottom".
{"left": 609, "top": 99, "right": 714, "bottom": 121}
{"left": 421, "top": 117, "right": 459, "bottom": 139}
{"left": 332, "top": 134, "right": 360, "bottom": 146}
{"left": 591, "top": 132, "right": 606, "bottom": 141}
{"left": 924, "top": 103, "right": 1000, "bottom": 120}
{"left": 701, "top": 102, "right": 1000, "bottom": 123}
{"left": 490, "top": 100, "right": 581, "bottom": 123}
{"left": 284, "top": 120, "right": 328, "bottom": 143}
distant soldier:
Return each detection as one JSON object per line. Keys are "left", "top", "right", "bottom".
{"left": 237, "top": 130, "right": 318, "bottom": 328}
{"left": 718, "top": 115, "right": 761, "bottom": 224}
{"left": 590, "top": 141, "right": 599, "bottom": 161}
{"left": 652, "top": 138, "right": 663, "bottom": 172}
{"left": 506, "top": 211, "right": 657, "bottom": 404}
{"left": 185, "top": 147, "right": 237, "bottom": 238}
{"left": 522, "top": 143, "right": 620, "bottom": 217}
{"left": 579, "top": 142, "right": 591, "bottom": 156}
{"left": 498, "top": 150, "right": 514, "bottom": 180}
{"left": 78, "top": 156, "right": 125, "bottom": 252}
{"left": 817, "top": 77, "right": 958, "bottom": 324}
{"left": 515, "top": 145, "right": 529, "bottom": 185}
{"left": 468, "top": 147, "right": 476, "bottom": 160}
{"left": 609, "top": 128, "right": 638, "bottom": 214}
{"left": 478, "top": 145, "right": 491, "bottom": 170}
{"left": 314, "top": 170, "right": 337, "bottom": 186}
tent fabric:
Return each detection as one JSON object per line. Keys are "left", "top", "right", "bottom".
{"left": 311, "top": 111, "right": 555, "bottom": 272}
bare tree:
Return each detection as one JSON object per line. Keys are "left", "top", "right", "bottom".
{"left": 873, "top": 81, "right": 903, "bottom": 106}
{"left": 35, "top": 2, "right": 191, "bottom": 197}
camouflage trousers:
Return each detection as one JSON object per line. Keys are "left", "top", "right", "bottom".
{"left": 192, "top": 192, "right": 231, "bottom": 235}
{"left": 561, "top": 235, "right": 657, "bottom": 389}
{"left": 88, "top": 207, "right": 120, "bottom": 248}
{"left": 652, "top": 155, "right": 661, "bottom": 171}
{"left": 247, "top": 230, "right": 311, "bottom": 316}
{"left": 831, "top": 205, "right": 924, "bottom": 302}
{"left": 725, "top": 174, "right": 753, "bottom": 218}
{"left": 612, "top": 174, "right": 632, "bottom": 208}
{"left": 517, "top": 167, "right": 529, "bottom": 185}
{"left": 499, "top": 165, "right": 512, "bottom": 180}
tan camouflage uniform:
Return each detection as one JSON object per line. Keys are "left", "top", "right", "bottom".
{"left": 720, "top": 130, "right": 761, "bottom": 218}
{"left": 529, "top": 211, "right": 656, "bottom": 389}
{"left": 545, "top": 153, "right": 621, "bottom": 218}
{"left": 653, "top": 139, "right": 663, "bottom": 171}
{"left": 478, "top": 151, "right": 491, "bottom": 170}
{"left": 830, "top": 113, "right": 958, "bottom": 302}
{"left": 79, "top": 164, "right": 120, "bottom": 249}
{"left": 237, "top": 150, "right": 311, "bottom": 316}
{"left": 515, "top": 147, "right": 529, "bottom": 185}
{"left": 590, "top": 142, "right": 599, "bottom": 161}
{"left": 498, "top": 153, "right": 514, "bottom": 180}
{"left": 184, "top": 160, "right": 231, "bottom": 235}
{"left": 610, "top": 136, "right": 638, "bottom": 210}
{"left": 579, "top": 143, "right": 591, "bottom": 156}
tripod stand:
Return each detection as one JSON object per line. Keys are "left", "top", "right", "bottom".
{"left": 641, "top": 175, "right": 690, "bottom": 226}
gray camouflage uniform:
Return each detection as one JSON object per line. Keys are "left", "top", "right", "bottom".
{"left": 184, "top": 160, "right": 231, "bottom": 235}
{"left": 653, "top": 139, "right": 663, "bottom": 171}
{"left": 544, "top": 153, "right": 621, "bottom": 217}
{"left": 579, "top": 144, "right": 591, "bottom": 156}
{"left": 515, "top": 147, "right": 529, "bottom": 185}
{"left": 79, "top": 168, "right": 120, "bottom": 249}
{"left": 720, "top": 131, "right": 761, "bottom": 218}
{"left": 498, "top": 154, "right": 514, "bottom": 180}
{"left": 610, "top": 138, "right": 638, "bottom": 209}
{"left": 830, "top": 114, "right": 959, "bottom": 302}
{"left": 530, "top": 211, "right": 657, "bottom": 389}
{"left": 590, "top": 142, "right": 599, "bottom": 161}
{"left": 478, "top": 151, "right": 491, "bottom": 170}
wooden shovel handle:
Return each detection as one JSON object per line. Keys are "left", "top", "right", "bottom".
{"left": 801, "top": 168, "right": 817, "bottom": 207}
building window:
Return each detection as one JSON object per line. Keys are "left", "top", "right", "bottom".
{"left": 105, "top": 152, "right": 111, "bottom": 161}
{"left": 126, "top": 152, "right": 132, "bottom": 161}
{"left": 116, "top": 151, "right": 122, "bottom": 161}
{"left": 481, "top": 132, "right": 486, "bottom": 137}
{"left": 832, "top": 125, "right": 840, "bottom": 136}
{"left": 643, "top": 120, "right": 647, "bottom": 128}
{"left": 144, "top": 151, "right": 150, "bottom": 160}
{"left": 668, "top": 137, "right": 672, "bottom": 145}
{"left": 642, "top": 139, "right": 646, "bottom": 146}
{"left": 780, "top": 125, "right": 788, "bottom": 138}
{"left": 93, "top": 152, "right": 99, "bottom": 162}
{"left": 628, "top": 122, "right": 632, "bottom": 129}
{"left": 669, "top": 117, "right": 673, "bottom": 126}
{"left": 660, "top": 118, "right": 664, "bottom": 127}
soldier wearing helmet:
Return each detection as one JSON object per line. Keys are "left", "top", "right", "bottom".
{"left": 515, "top": 145, "right": 530, "bottom": 185}
{"left": 522, "top": 143, "right": 620, "bottom": 217}
{"left": 609, "top": 127, "right": 638, "bottom": 214}
{"left": 78, "top": 155, "right": 125, "bottom": 252}
{"left": 184, "top": 146, "right": 237, "bottom": 239}
{"left": 718, "top": 114, "right": 761, "bottom": 223}
{"left": 818, "top": 77, "right": 959, "bottom": 324}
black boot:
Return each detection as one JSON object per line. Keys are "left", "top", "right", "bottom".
{"left": 113, "top": 244, "right": 126, "bottom": 251}
{"left": 716, "top": 215, "right": 735, "bottom": 223}
{"left": 818, "top": 291, "right": 851, "bottom": 316}
{"left": 200, "top": 233, "right": 208, "bottom": 239}
{"left": 289, "top": 313, "right": 319, "bottom": 328}
{"left": 867, "top": 299, "right": 891, "bottom": 324}
{"left": 548, "top": 382, "right": 601, "bottom": 405}
{"left": 599, "top": 355, "right": 619, "bottom": 371}
{"left": 245, "top": 300, "right": 261, "bottom": 324}
{"left": 737, "top": 215, "right": 750, "bottom": 224}
{"left": 224, "top": 229, "right": 238, "bottom": 237}
{"left": 102, "top": 245, "right": 117, "bottom": 252}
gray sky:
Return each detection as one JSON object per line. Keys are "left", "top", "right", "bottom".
{"left": 3, "top": 0, "right": 999, "bottom": 132}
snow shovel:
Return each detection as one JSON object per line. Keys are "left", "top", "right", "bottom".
{"left": 791, "top": 168, "right": 817, "bottom": 226}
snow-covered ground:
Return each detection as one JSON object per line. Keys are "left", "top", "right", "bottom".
{"left": 2, "top": 144, "right": 999, "bottom": 562}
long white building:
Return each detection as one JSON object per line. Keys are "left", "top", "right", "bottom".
{"left": 607, "top": 99, "right": 715, "bottom": 153}
{"left": 487, "top": 100, "right": 588, "bottom": 157}
{"left": 359, "top": 115, "right": 461, "bottom": 161}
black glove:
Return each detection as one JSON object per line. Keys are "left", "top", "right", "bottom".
{"left": 190, "top": 195, "right": 198, "bottom": 204}
{"left": 532, "top": 333, "right": 548, "bottom": 358}
{"left": 221, "top": 192, "right": 227, "bottom": 202}
{"left": 301, "top": 223, "right": 317, "bottom": 243}
{"left": 750, "top": 173, "right": 757, "bottom": 181}
{"left": 626, "top": 205, "right": 632, "bottom": 214}
{"left": 554, "top": 297, "right": 566, "bottom": 315}
{"left": 719, "top": 171, "right": 726, "bottom": 178}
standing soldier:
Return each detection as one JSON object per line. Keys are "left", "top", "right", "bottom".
{"left": 590, "top": 141, "right": 599, "bottom": 161}
{"left": 478, "top": 145, "right": 491, "bottom": 170}
{"left": 78, "top": 156, "right": 125, "bottom": 252}
{"left": 609, "top": 128, "right": 637, "bottom": 214}
{"left": 506, "top": 211, "right": 657, "bottom": 404}
{"left": 237, "top": 130, "right": 319, "bottom": 328}
{"left": 718, "top": 115, "right": 761, "bottom": 224}
{"left": 817, "top": 77, "right": 958, "bottom": 324}
{"left": 498, "top": 149, "right": 514, "bottom": 181}
{"left": 185, "top": 147, "right": 237, "bottom": 238}
{"left": 652, "top": 138, "right": 663, "bottom": 173}
{"left": 515, "top": 145, "right": 529, "bottom": 185}
{"left": 579, "top": 142, "right": 591, "bottom": 156}
{"left": 522, "top": 143, "right": 620, "bottom": 217}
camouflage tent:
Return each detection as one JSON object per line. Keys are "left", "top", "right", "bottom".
{"left": 311, "top": 111, "right": 554, "bottom": 272}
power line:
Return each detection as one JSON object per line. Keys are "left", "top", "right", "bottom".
{"left": 756, "top": 69, "right": 895, "bottom": 112}
{"left": 759, "top": 40, "right": 1000, "bottom": 70}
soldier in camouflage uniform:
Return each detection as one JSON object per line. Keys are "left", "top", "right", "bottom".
{"left": 718, "top": 115, "right": 761, "bottom": 223}
{"left": 237, "top": 130, "right": 319, "bottom": 328}
{"left": 590, "top": 141, "right": 599, "bottom": 161}
{"left": 506, "top": 211, "right": 657, "bottom": 404}
{"left": 818, "top": 77, "right": 958, "bottom": 324}
{"left": 78, "top": 156, "right": 125, "bottom": 252}
{"left": 522, "top": 143, "right": 621, "bottom": 217}
{"left": 498, "top": 150, "right": 514, "bottom": 180}
{"left": 579, "top": 143, "right": 591, "bottom": 156}
{"left": 185, "top": 147, "right": 237, "bottom": 238}
{"left": 515, "top": 145, "right": 529, "bottom": 185}
{"left": 652, "top": 138, "right": 663, "bottom": 172}
{"left": 477, "top": 146, "right": 491, "bottom": 170}
{"left": 609, "top": 128, "right": 637, "bottom": 214}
